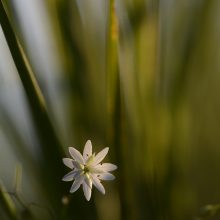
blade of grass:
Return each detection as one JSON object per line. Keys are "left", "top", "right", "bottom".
{"left": 106, "top": 0, "right": 119, "bottom": 111}
{"left": 106, "top": 1, "right": 128, "bottom": 219}
{"left": 0, "top": 182, "right": 18, "bottom": 220}
{"left": 0, "top": 0, "right": 65, "bottom": 212}
{"left": 13, "top": 164, "right": 22, "bottom": 194}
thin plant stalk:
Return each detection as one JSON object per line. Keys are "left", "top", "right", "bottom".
{"left": 106, "top": 1, "right": 128, "bottom": 219}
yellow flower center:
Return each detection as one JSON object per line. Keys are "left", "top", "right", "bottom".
{"left": 83, "top": 166, "right": 90, "bottom": 173}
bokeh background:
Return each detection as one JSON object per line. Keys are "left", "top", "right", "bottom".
{"left": 0, "top": 0, "right": 220, "bottom": 219}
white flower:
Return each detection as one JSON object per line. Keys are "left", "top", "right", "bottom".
{"left": 62, "top": 140, "right": 117, "bottom": 201}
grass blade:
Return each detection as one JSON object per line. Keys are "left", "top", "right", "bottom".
{"left": 0, "top": 182, "right": 18, "bottom": 220}
{"left": 0, "top": 0, "right": 65, "bottom": 212}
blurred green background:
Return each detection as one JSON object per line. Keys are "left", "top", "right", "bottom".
{"left": 0, "top": 0, "right": 220, "bottom": 219}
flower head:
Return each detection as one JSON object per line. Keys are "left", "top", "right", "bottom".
{"left": 62, "top": 140, "right": 117, "bottom": 201}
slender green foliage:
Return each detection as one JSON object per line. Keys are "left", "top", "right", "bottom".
{"left": 0, "top": 182, "right": 17, "bottom": 220}
{"left": 0, "top": 0, "right": 64, "bottom": 214}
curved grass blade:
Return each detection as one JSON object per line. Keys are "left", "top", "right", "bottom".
{"left": 106, "top": 1, "right": 128, "bottom": 219}
{"left": 0, "top": 182, "right": 18, "bottom": 220}
{"left": 0, "top": 0, "right": 65, "bottom": 212}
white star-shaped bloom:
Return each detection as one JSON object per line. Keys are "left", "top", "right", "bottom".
{"left": 62, "top": 140, "right": 117, "bottom": 201}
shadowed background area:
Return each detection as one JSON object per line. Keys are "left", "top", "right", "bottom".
{"left": 0, "top": 0, "right": 220, "bottom": 220}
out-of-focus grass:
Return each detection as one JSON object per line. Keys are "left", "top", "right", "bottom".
{"left": 1, "top": 0, "right": 220, "bottom": 220}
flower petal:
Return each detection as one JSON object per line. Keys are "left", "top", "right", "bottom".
{"left": 83, "top": 140, "right": 92, "bottom": 161}
{"left": 92, "top": 147, "right": 109, "bottom": 166}
{"left": 97, "top": 173, "right": 115, "bottom": 181}
{"left": 84, "top": 173, "right": 92, "bottom": 188}
{"left": 69, "top": 147, "right": 84, "bottom": 164}
{"left": 83, "top": 174, "right": 92, "bottom": 201}
{"left": 101, "top": 163, "right": 117, "bottom": 172}
{"left": 90, "top": 164, "right": 105, "bottom": 173}
{"left": 62, "top": 158, "right": 74, "bottom": 169}
{"left": 83, "top": 181, "right": 92, "bottom": 201}
{"left": 70, "top": 175, "right": 84, "bottom": 193}
{"left": 91, "top": 174, "right": 105, "bottom": 194}
{"left": 72, "top": 161, "right": 84, "bottom": 170}
{"left": 86, "top": 154, "right": 95, "bottom": 166}
{"left": 62, "top": 170, "right": 79, "bottom": 181}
